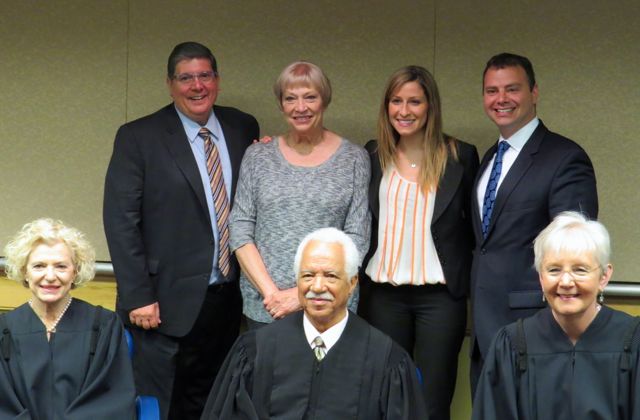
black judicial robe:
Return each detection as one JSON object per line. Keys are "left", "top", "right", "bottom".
{"left": 472, "top": 306, "right": 640, "bottom": 420}
{"left": 0, "top": 299, "right": 136, "bottom": 419}
{"left": 201, "top": 311, "right": 428, "bottom": 420}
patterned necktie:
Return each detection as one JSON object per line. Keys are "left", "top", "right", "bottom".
{"left": 312, "top": 336, "right": 326, "bottom": 361}
{"left": 481, "top": 141, "right": 510, "bottom": 238}
{"left": 199, "top": 127, "right": 231, "bottom": 277}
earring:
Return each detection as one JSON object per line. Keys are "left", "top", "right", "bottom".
{"left": 542, "top": 293, "right": 546, "bottom": 303}
{"left": 599, "top": 290, "right": 604, "bottom": 304}
{"left": 22, "top": 279, "right": 29, "bottom": 288}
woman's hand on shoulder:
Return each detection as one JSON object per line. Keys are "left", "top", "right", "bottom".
{"left": 253, "top": 135, "right": 273, "bottom": 144}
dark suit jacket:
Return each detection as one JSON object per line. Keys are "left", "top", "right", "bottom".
{"left": 470, "top": 121, "right": 598, "bottom": 357}
{"left": 103, "top": 104, "right": 259, "bottom": 337}
{"left": 361, "top": 138, "right": 479, "bottom": 299}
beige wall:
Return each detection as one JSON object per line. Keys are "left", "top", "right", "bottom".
{"left": 1, "top": 0, "right": 639, "bottom": 281}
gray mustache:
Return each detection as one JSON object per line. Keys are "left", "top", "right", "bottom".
{"left": 305, "top": 291, "right": 334, "bottom": 301}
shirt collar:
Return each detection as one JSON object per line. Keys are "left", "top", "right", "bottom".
{"left": 174, "top": 105, "right": 220, "bottom": 143}
{"left": 499, "top": 117, "right": 539, "bottom": 152}
{"left": 303, "top": 310, "right": 349, "bottom": 352}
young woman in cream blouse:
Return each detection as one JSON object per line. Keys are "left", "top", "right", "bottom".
{"left": 359, "top": 65, "right": 479, "bottom": 420}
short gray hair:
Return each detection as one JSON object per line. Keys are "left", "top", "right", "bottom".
{"left": 534, "top": 211, "right": 610, "bottom": 272}
{"left": 293, "top": 228, "right": 359, "bottom": 278}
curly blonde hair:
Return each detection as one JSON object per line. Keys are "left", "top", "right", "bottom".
{"left": 3, "top": 218, "right": 95, "bottom": 287}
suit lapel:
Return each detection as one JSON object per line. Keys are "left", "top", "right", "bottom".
{"left": 215, "top": 106, "right": 244, "bottom": 202}
{"left": 370, "top": 141, "right": 465, "bottom": 225}
{"left": 485, "top": 123, "right": 547, "bottom": 237}
{"left": 366, "top": 141, "right": 382, "bottom": 220}
{"left": 159, "top": 106, "right": 210, "bottom": 220}
{"left": 432, "top": 153, "right": 463, "bottom": 225}
{"left": 473, "top": 143, "right": 497, "bottom": 241}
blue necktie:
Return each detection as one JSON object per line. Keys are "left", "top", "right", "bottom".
{"left": 481, "top": 141, "right": 510, "bottom": 238}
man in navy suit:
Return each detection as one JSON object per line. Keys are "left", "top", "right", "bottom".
{"left": 469, "top": 53, "right": 598, "bottom": 394}
{"left": 103, "top": 42, "right": 259, "bottom": 419}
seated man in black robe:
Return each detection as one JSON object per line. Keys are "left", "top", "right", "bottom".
{"left": 201, "top": 227, "right": 428, "bottom": 420}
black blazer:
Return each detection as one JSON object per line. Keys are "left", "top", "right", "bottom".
{"left": 470, "top": 121, "right": 598, "bottom": 357}
{"left": 361, "top": 139, "right": 479, "bottom": 299}
{"left": 103, "top": 104, "right": 259, "bottom": 337}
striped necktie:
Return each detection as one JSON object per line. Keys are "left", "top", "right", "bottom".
{"left": 313, "top": 336, "right": 326, "bottom": 361}
{"left": 199, "top": 127, "right": 231, "bottom": 277}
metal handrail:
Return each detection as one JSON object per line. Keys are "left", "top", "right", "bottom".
{"left": 2, "top": 257, "right": 640, "bottom": 297}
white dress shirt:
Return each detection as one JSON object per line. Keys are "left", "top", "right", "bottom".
{"left": 303, "top": 310, "right": 349, "bottom": 353}
{"left": 476, "top": 117, "right": 540, "bottom": 215}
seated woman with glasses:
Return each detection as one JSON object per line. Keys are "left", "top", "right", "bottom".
{"left": 472, "top": 211, "right": 640, "bottom": 420}
{"left": 0, "top": 219, "right": 136, "bottom": 419}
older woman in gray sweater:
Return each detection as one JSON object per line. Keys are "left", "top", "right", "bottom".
{"left": 230, "top": 61, "right": 370, "bottom": 328}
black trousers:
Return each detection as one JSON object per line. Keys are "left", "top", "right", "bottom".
{"left": 469, "top": 338, "right": 484, "bottom": 400}
{"left": 130, "top": 281, "right": 242, "bottom": 420}
{"left": 360, "top": 280, "right": 466, "bottom": 420}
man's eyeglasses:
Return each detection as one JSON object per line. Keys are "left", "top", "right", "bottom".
{"left": 173, "top": 71, "right": 217, "bottom": 85}
{"left": 542, "top": 266, "right": 601, "bottom": 282}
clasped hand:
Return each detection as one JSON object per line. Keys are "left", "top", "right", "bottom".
{"left": 129, "top": 302, "right": 161, "bottom": 329}
{"left": 263, "top": 288, "right": 301, "bottom": 319}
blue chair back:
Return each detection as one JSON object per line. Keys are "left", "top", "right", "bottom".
{"left": 125, "top": 329, "right": 160, "bottom": 420}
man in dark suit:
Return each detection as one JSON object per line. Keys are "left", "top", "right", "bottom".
{"left": 469, "top": 52, "right": 598, "bottom": 394}
{"left": 103, "top": 42, "right": 259, "bottom": 419}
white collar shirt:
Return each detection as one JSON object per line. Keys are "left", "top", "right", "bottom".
{"left": 476, "top": 117, "right": 540, "bottom": 214}
{"left": 303, "top": 310, "right": 349, "bottom": 354}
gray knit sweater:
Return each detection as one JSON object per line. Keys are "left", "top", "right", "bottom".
{"left": 230, "top": 137, "right": 371, "bottom": 322}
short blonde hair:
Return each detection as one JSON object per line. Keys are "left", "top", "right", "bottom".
{"left": 533, "top": 211, "right": 610, "bottom": 272}
{"left": 273, "top": 61, "right": 332, "bottom": 110}
{"left": 3, "top": 218, "right": 96, "bottom": 287}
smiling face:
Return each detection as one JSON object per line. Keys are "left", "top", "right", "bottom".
{"left": 26, "top": 241, "right": 76, "bottom": 309}
{"left": 297, "top": 240, "right": 357, "bottom": 332}
{"left": 388, "top": 81, "right": 429, "bottom": 139}
{"left": 539, "top": 249, "right": 611, "bottom": 325}
{"left": 483, "top": 65, "right": 538, "bottom": 138}
{"left": 281, "top": 85, "right": 324, "bottom": 135}
{"left": 167, "top": 58, "right": 219, "bottom": 125}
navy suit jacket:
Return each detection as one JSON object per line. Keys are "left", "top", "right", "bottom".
{"left": 470, "top": 121, "right": 598, "bottom": 357}
{"left": 103, "top": 104, "right": 259, "bottom": 337}
{"left": 361, "top": 138, "right": 479, "bottom": 299}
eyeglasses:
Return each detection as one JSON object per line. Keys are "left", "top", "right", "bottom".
{"left": 173, "top": 71, "right": 217, "bottom": 85}
{"left": 542, "top": 266, "right": 601, "bottom": 282}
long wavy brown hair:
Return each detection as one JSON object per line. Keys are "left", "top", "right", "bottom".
{"left": 377, "top": 65, "right": 458, "bottom": 192}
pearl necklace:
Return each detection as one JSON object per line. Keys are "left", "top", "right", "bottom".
{"left": 29, "top": 296, "right": 73, "bottom": 333}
